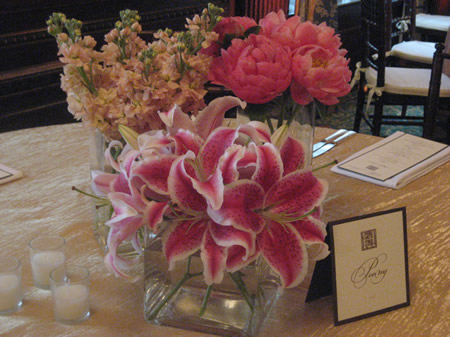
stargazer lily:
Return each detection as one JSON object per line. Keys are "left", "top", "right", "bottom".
{"left": 94, "top": 96, "right": 329, "bottom": 288}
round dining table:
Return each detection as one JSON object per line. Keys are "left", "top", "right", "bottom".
{"left": 0, "top": 123, "right": 448, "bottom": 337}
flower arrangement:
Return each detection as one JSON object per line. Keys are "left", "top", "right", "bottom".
{"left": 206, "top": 10, "right": 352, "bottom": 128}
{"left": 91, "top": 96, "right": 329, "bottom": 315}
{"left": 47, "top": 5, "right": 223, "bottom": 139}
{"left": 49, "top": 4, "right": 338, "bottom": 325}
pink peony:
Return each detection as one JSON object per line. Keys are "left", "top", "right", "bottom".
{"left": 208, "top": 34, "right": 292, "bottom": 104}
{"left": 260, "top": 11, "right": 342, "bottom": 55}
{"left": 201, "top": 16, "right": 258, "bottom": 57}
{"left": 290, "top": 46, "right": 352, "bottom": 105}
{"left": 259, "top": 9, "right": 287, "bottom": 36}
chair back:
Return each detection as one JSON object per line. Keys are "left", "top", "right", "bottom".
{"left": 360, "top": 0, "right": 419, "bottom": 87}
{"left": 360, "top": 0, "right": 389, "bottom": 86}
{"left": 423, "top": 43, "right": 450, "bottom": 139}
{"left": 387, "top": 0, "right": 416, "bottom": 46}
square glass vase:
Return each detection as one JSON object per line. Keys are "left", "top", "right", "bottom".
{"left": 143, "top": 226, "right": 281, "bottom": 337}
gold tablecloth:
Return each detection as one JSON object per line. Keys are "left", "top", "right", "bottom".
{"left": 0, "top": 123, "right": 448, "bottom": 337}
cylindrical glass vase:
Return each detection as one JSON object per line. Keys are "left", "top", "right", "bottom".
{"left": 88, "top": 128, "right": 138, "bottom": 257}
{"left": 88, "top": 128, "right": 112, "bottom": 252}
{"left": 143, "top": 224, "right": 281, "bottom": 337}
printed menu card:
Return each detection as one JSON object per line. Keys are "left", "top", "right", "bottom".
{"left": 331, "top": 132, "right": 449, "bottom": 188}
{"left": 330, "top": 208, "right": 409, "bottom": 325}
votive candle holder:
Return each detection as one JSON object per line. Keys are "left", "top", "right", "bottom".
{"left": 0, "top": 256, "right": 22, "bottom": 314}
{"left": 50, "top": 265, "right": 90, "bottom": 325}
{"left": 28, "top": 235, "right": 65, "bottom": 289}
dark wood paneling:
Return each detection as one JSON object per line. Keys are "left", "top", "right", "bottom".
{"left": 0, "top": 1, "right": 232, "bottom": 132}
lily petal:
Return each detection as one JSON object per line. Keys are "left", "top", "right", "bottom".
{"left": 218, "top": 145, "right": 245, "bottom": 184}
{"left": 201, "top": 229, "right": 227, "bottom": 285}
{"left": 158, "top": 104, "right": 196, "bottom": 134}
{"left": 199, "top": 127, "right": 239, "bottom": 179}
{"left": 209, "top": 222, "right": 256, "bottom": 260}
{"left": 280, "top": 136, "right": 306, "bottom": 174}
{"left": 172, "top": 129, "right": 203, "bottom": 155}
{"left": 168, "top": 152, "right": 207, "bottom": 212}
{"left": 251, "top": 143, "right": 283, "bottom": 193}
{"left": 91, "top": 170, "right": 117, "bottom": 196}
{"left": 132, "top": 155, "right": 177, "bottom": 195}
{"left": 143, "top": 201, "right": 169, "bottom": 230}
{"left": 207, "top": 180, "right": 266, "bottom": 234}
{"left": 195, "top": 96, "right": 246, "bottom": 140}
{"left": 258, "top": 221, "right": 308, "bottom": 288}
{"left": 104, "top": 253, "right": 134, "bottom": 279}
{"left": 291, "top": 216, "right": 329, "bottom": 261}
{"left": 105, "top": 215, "right": 142, "bottom": 278}
{"left": 238, "top": 121, "right": 271, "bottom": 143}
{"left": 226, "top": 245, "right": 260, "bottom": 273}
{"left": 191, "top": 167, "right": 224, "bottom": 210}
{"left": 265, "top": 170, "right": 328, "bottom": 217}
{"left": 163, "top": 220, "right": 207, "bottom": 271}
{"left": 105, "top": 140, "right": 123, "bottom": 172}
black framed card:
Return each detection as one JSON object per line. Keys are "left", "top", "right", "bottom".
{"left": 330, "top": 208, "right": 410, "bottom": 325}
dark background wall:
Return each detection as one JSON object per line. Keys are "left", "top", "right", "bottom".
{"left": 0, "top": 0, "right": 232, "bottom": 132}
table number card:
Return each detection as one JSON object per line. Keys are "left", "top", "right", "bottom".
{"left": 330, "top": 208, "right": 409, "bottom": 325}
{"left": 0, "top": 164, "right": 23, "bottom": 185}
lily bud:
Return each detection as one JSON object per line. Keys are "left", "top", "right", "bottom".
{"left": 118, "top": 124, "right": 139, "bottom": 150}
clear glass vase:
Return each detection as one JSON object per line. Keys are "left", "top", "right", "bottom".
{"left": 143, "top": 224, "right": 281, "bottom": 337}
{"left": 88, "top": 128, "right": 137, "bottom": 257}
{"left": 88, "top": 127, "right": 110, "bottom": 252}
{"left": 236, "top": 96, "right": 316, "bottom": 168}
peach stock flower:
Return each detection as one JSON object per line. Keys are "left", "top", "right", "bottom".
{"left": 48, "top": 6, "right": 222, "bottom": 139}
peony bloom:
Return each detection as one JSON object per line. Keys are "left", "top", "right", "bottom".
{"left": 261, "top": 12, "right": 343, "bottom": 55}
{"left": 259, "top": 9, "right": 287, "bottom": 36}
{"left": 201, "top": 16, "right": 258, "bottom": 57}
{"left": 291, "top": 45, "right": 352, "bottom": 105}
{"left": 208, "top": 34, "right": 292, "bottom": 104}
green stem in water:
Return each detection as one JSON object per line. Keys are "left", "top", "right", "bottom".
{"left": 312, "top": 160, "right": 338, "bottom": 172}
{"left": 147, "top": 256, "right": 203, "bottom": 320}
{"left": 265, "top": 115, "right": 275, "bottom": 134}
{"left": 199, "top": 284, "right": 213, "bottom": 317}
{"left": 230, "top": 271, "right": 254, "bottom": 312}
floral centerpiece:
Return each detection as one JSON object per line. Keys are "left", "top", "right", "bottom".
{"left": 47, "top": 4, "right": 342, "bottom": 336}
{"left": 92, "top": 96, "right": 329, "bottom": 335}
{"left": 47, "top": 6, "right": 222, "bottom": 139}
{"left": 205, "top": 10, "right": 352, "bottom": 166}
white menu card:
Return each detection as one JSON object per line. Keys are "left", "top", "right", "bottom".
{"left": 332, "top": 132, "right": 449, "bottom": 189}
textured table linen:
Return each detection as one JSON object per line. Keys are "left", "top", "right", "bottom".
{"left": 0, "top": 123, "right": 448, "bottom": 337}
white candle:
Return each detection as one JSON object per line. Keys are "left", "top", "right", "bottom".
{"left": 31, "top": 251, "right": 65, "bottom": 288}
{"left": 0, "top": 274, "right": 21, "bottom": 312}
{"left": 53, "top": 284, "right": 89, "bottom": 322}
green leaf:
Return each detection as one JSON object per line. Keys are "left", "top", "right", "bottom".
{"left": 244, "top": 25, "right": 261, "bottom": 38}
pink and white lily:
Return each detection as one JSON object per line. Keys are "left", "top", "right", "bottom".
{"left": 93, "top": 96, "right": 329, "bottom": 289}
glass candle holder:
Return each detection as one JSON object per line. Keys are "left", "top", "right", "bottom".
{"left": 28, "top": 235, "right": 65, "bottom": 289}
{"left": 0, "top": 256, "right": 22, "bottom": 314}
{"left": 50, "top": 265, "right": 90, "bottom": 325}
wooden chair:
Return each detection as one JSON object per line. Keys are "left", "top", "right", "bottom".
{"left": 424, "top": 43, "right": 450, "bottom": 143}
{"left": 388, "top": 0, "right": 436, "bottom": 66}
{"left": 353, "top": 0, "right": 450, "bottom": 137}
